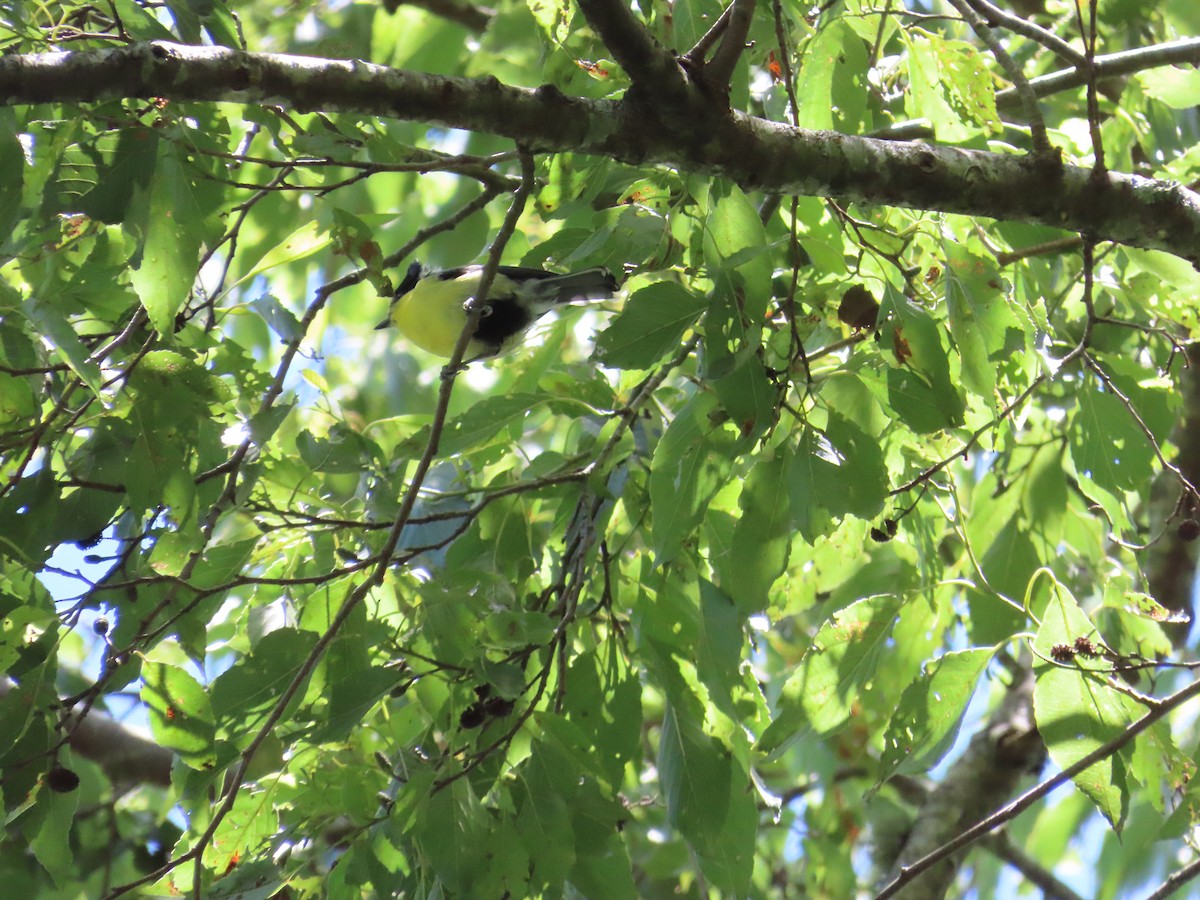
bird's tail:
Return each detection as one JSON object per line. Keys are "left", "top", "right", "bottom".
{"left": 532, "top": 268, "right": 619, "bottom": 304}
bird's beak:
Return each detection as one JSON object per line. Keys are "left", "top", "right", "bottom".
{"left": 375, "top": 316, "right": 391, "bottom": 330}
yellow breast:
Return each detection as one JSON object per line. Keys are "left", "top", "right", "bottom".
{"left": 390, "top": 277, "right": 489, "bottom": 359}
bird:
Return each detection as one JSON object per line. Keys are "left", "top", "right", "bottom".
{"left": 376, "top": 261, "right": 619, "bottom": 360}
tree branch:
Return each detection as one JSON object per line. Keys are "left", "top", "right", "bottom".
{"left": 995, "top": 36, "right": 1200, "bottom": 108}
{"left": 880, "top": 666, "right": 1042, "bottom": 899}
{"left": 876, "top": 673, "right": 1200, "bottom": 899}
{"left": 682, "top": 2, "right": 737, "bottom": 64}
{"left": 0, "top": 679, "right": 172, "bottom": 789}
{"left": 1143, "top": 855, "right": 1200, "bottom": 900}
{"left": 700, "top": 0, "right": 756, "bottom": 94}
{"left": 4, "top": 42, "right": 1200, "bottom": 264}
{"left": 386, "top": 0, "right": 493, "bottom": 32}
{"left": 961, "top": 0, "right": 1085, "bottom": 66}
{"left": 874, "top": 37, "right": 1200, "bottom": 139}
{"left": 946, "top": 0, "right": 1053, "bottom": 156}
{"left": 574, "top": 0, "right": 688, "bottom": 98}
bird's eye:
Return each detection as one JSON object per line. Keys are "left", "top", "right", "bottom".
{"left": 479, "top": 305, "right": 494, "bottom": 318}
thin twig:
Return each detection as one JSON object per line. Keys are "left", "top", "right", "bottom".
{"left": 1083, "top": 354, "right": 1200, "bottom": 503}
{"left": 962, "top": 0, "right": 1085, "bottom": 65}
{"left": 390, "top": 0, "right": 494, "bottom": 32}
{"left": 874, "top": 675, "right": 1200, "bottom": 899}
{"left": 1142, "top": 855, "right": 1200, "bottom": 900}
{"left": 982, "top": 832, "right": 1088, "bottom": 900}
{"left": 1077, "top": 0, "right": 1107, "bottom": 179}
{"left": 683, "top": 3, "right": 736, "bottom": 64}
{"left": 945, "top": 0, "right": 1052, "bottom": 156}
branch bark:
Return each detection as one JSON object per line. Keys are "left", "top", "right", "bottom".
{"left": 998, "top": 36, "right": 1200, "bottom": 108}
{"left": 3, "top": 42, "right": 1200, "bottom": 264}
{"left": 877, "top": 672, "right": 1200, "bottom": 899}
{"left": 702, "top": 0, "right": 757, "bottom": 95}
{"left": 0, "top": 680, "right": 172, "bottom": 788}
{"left": 880, "top": 667, "right": 1043, "bottom": 899}
{"left": 386, "top": 0, "right": 494, "bottom": 31}
{"left": 873, "top": 37, "right": 1200, "bottom": 138}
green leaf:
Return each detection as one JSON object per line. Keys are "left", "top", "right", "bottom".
{"left": 251, "top": 292, "right": 304, "bottom": 341}
{"left": 0, "top": 110, "right": 25, "bottom": 240}
{"left": 0, "top": 372, "right": 37, "bottom": 428}
{"left": 532, "top": 725, "right": 639, "bottom": 899}
{"left": 658, "top": 698, "right": 732, "bottom": 838}
{"left": 141, "top": 662, "right": 217, "bottom": 770}
{"left": 721, "top": 451, "right": 790, "bottom": 613}
{"left": 711, "top": 354, "right": 777, "bottom": 439}
{"left": 793, "top": 196, "right": 848, "bottom": 273}
{"left": 436, "top": 393, "right": 546, "bottom": 456}
{"left": 296, "top": 425, "right": 373, "bottom": 473}
{"left": 32, "top": 784, "right": 78, "bottom": 887}
{"left": 758, "top": 594, "right": 904, "bottom": 755}
{"left": 569, "top": 850, "right": 638, "bottom": 900}
{"left": 527, "top": 0, "right": 575, "bottom": 45}
{"left": 786, "top": 418, "right": 886, "bottom": 543}
{"left": 825, "top": 408, "right": 889, "bottom": 519}
{"left": 795, "top": 20, "right": 870, "bottom": 132}
{"left": 1128, "top": 717, "right": 1191, "bottom": 814}
{"left": 594, "top": 281, "right": 705, "bottom": 369}
{"left": 129, "top": 142, "right": 214, "bottom": 337}
{"left": 691, "top": 760, "right": 757, "bottom": 895}
{"left": 877, "top": 288, "right": 964, "bottom": 430}
{"left": 209, "top": 628, "right": 319, "bottom": 739}
{"left": 207, "top": 786, "right": 282, "bottom": 877}
{"left": 41, "top": 122, "right": 155, "bottom": 223}
{"left": 515, "top": 742, "right": 576, "bottom": 887}
{"left": 1033, "top": 581, "right": 1131, "bottom": 830}
{"left": 943, "top": 243, "right": 1023, "bottom": 400}
{"left": 1138, "top": 66, "right": 1200, "bottom": 109}
{"left": 235, "top": 220, "right": 332, "bottom": 288}
{"left": 905, "top": 29, "right": 1001, "bottom": 140}
{"left": 1113, "top": 591, "right": 1186, "bottom": 623}
{"left": 966, "top": 515, "right": 1041, "bottom": 644}
{"left": 106, "top": 0, "right": 178, "bottom": 39}
{"left": 649, "top": 393, "right": 735, "bottom": 564}
{"left": 695, "top": 579, "right": 744, "bottom": 716}
{"left": 19, "top": 292, "right": 104, "bottom": 396}
{"left": 879, "top": 647, "right": 995, "bottom": 781}
{"left": 414, "top": 778, "right": 493, "bottom": 894}
{"left": 1069, "top": 382, "right": 1155, "bottom": 493}
{"left": 703, "top": 183, "right": 772, "bottom": 321}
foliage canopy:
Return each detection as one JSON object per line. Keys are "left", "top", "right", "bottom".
{"left": 3, "top": 0, "right": 1200, "bottom": 898}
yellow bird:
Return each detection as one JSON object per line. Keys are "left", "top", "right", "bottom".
{"left": 377, "top": 262, "right": 619, "bottom": 360}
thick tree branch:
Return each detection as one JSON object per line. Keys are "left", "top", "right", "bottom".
{"left": 881, "top": 667, "right": 1042, "bottom": 899}
{"left": 702, "top": 0, "right": 756, "bottom": 94}
{"left": 877, "top": 673, "right": 1200, "bottom": 899}
{"left": 0, "top": 680, "right": 172, "bottom": 788}
{"left": 4, "top": 42, "right": 1200, "bottom": 264}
